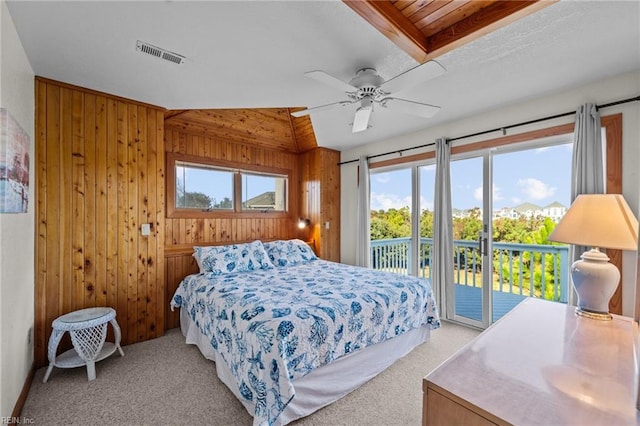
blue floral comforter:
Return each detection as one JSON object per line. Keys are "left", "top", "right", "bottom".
{"left": 171, "top": 259, "right": 440, "bottom": 425}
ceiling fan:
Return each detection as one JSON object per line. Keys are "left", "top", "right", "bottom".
{"left": 291, "top": 60, "right": 446, "bottom": 133}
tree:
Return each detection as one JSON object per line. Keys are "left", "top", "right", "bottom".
{"left": 370, "top": 206, "right": 565, "bottom": 301}
{"left": 493, "top": 217, "right": 528, "bottom": 243}
{"left": 213, "top": 197, "right": 232, "bottom": 209}
{"left": 371, "top": 217, "right": 393, "bottom": 240}
{"left": 179, "top": 191, "right": 213, "bottom": 209}
{"left": 419, "top": 210, "right": 434, "bottom": 238}
{"left": 176, "top": 177, "right": 215, "bottom": 209}
{"left": 454, "top": 212, "right": 483, "bottom": 241}
{"left": 369, "top": 207, "right": 411, "bottom": 239}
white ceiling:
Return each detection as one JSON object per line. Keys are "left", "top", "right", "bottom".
{"left": 6, "top": 0, "right": 640, "bottom": 151}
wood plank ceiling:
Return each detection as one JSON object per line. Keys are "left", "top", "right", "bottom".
{"left": 343, "top": 0, "right": 555, "bottom": 63}
{"left": 164, "top": 108, "right": 318, "bottom": 154}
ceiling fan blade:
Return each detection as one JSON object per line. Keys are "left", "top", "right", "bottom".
{"left": 380, "top": 97, "right": 440, "bottom": 118}
{"left": 380, "top": 60, "right": 446, "bottom": 94}
{"left": 305, "top": 70, "right": 358, "bottom": 93}
{"left": 290, "top": 100, "right": 356, "bottom": 118}
{"left": 352, "top": 98, "right": 373, "bottom": 133}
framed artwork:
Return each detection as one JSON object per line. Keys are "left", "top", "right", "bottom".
{"left": 637, "top": 238, "right": 640, "bottom": 410}
{"left": 0, "top": 108, "right": 30, "bottom": 213}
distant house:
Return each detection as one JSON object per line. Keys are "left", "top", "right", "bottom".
{"left": 243, "top": 191, "right": 277, "bottom": 210}
{"left": 452, "top": 208, "right": 465, "bottom": 218}
{"left": 458, "top": 202, "right": 567, "bottom": 221}
{"left": 542, "top": 201, "right": 567, "bottom": 222}
{"left": 494, "top": 207, "right": 518, "bottom": 220}
{"left": 453, "top": 207, "right": 482, "bottom": 219}
{"left": 490, "top": 201, "right": 567, "bottom": 222}
{"left": 513, "top": 202, "right": 542, "bottom": 219}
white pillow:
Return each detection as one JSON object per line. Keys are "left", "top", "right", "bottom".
{"left": 193, "top": 240, "right": 274, "bottom": 275}
{"left": 263, "top": 239, "right": 318, "bottom": 267}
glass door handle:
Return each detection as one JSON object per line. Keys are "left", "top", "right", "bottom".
{"left": 478, "top": 235, "right": 487, "bottom": 256}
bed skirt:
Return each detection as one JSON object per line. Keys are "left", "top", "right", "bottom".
{"left": 180, "top": 308, "right": 431, "bottom": 425}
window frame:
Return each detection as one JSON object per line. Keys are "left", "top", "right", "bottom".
{"left": 166, "top": 152, "right": 291, "bottom": 219}
{"left": 239, "top": 170, "right": 288, "bottom": 212}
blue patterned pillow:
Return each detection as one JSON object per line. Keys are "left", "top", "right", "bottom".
{"left": 263, "top": 239, "right": 317, "bottom": 267}
{"left": 193, "top": 241, "right": 274, "bottom": 275}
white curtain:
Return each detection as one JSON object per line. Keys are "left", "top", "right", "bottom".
{"left": 572, "top": 103, "right": 604, "bottom": 200}
{"left": 356, "top": 155, "right": 371, "bottom": 267}
{"left": 432, "top": 138, "right": 454, "bottom": 318}
{"left": 569, "top": 103, "right": 604, "bottom": 303}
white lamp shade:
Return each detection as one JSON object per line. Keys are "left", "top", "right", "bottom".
{"left": 549, "top": 194, "right": 638, "bottom": 250}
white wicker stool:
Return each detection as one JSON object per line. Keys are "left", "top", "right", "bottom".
{"left": 43, "top": 307, "right": 124, "bottom": 383}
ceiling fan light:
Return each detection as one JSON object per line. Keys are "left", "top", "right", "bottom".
{"left": 352, "top": 106, "right": 372, "bottom": 133}
{"left": 352, "top": 98, "right": 373, "bottom": 133}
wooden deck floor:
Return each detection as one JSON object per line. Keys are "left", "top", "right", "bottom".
{"left": 454, "top": 284, "right": 530, "bottom": 323}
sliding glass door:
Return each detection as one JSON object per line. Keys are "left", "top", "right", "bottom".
{"left": 418, "top": 165, "right": 435, "bottom": 279}
{"left": 449, "top": 155, "right": 491, "bottom": 327}
{"left": 369, "top": 168, "right": 413, "bottom": 275}
{"left": 369, "top": 138, "right": 574, "bottom": 328}
{"left": 489, "top": 141, "right": 573, "bottom": 320}
{"left": 446, "top": 137, "right": 574, "bottom": 327}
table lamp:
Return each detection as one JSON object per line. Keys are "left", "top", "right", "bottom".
{"left": 548, "top": 194, "right": 638, "bottom": 320}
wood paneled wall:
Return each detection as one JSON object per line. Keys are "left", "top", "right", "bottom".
{"left": 164, "top": 125, "right": 305, "bottom": 328}
{"left": 35, "top": 78, "right": 166, "bottom": 367}
{"left": 34, "top": 80, "right": 341, "bottom": 350}
{"left": 300, "top": 148, "right": 341, "bottom": 262}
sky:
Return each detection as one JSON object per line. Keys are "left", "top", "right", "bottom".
{"left": 177, "top": 166, "right": 279, "bottom": 204}
{"left": 371, "top": 142, "right": 574, "bottom": 212}
{"left": 179, "top": 140, "right": 576, "bottom": 212}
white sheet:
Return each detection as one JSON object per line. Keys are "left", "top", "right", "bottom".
{"left": 180, "top": 308, "right": 431, "bottom": 425}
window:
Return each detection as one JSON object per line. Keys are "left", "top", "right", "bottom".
{"left": 241, "top": 172, "right": 287, "bottom": 211}
{"left": 167, "top": 153, "right": 290, "bottom": 218}
{"left": 366, "top": 113, "right": 623, "bottom": 323}
{"left": 175, "top": 162, "right": 234, "bottom": 210}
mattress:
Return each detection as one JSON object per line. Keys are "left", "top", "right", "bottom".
{"left": 171, "top": 258, "right": 440, "bottom": 425}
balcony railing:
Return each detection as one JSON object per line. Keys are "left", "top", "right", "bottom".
{"left": 370, "top": 237, "right": 569, "bottom": 303}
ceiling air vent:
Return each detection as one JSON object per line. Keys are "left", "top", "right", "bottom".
{"left": 136, "top": 40, "right": 185, "bottom": 65}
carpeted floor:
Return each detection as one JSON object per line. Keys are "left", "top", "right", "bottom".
{"left": 22, "top": 321, "right": 480, "bottom": 425}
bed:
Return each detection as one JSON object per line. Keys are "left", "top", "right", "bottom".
{"left": 170, "top": 239, "right": 440, "bottom": 426}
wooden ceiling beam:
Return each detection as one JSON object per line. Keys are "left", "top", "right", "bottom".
{"left": 343, "top": 0, "right": 555, "bottom": 64}
{"left": 424, "top": 1, "right": 555, "bottom": 61}
{"left": 288, "top": 108, "right": 320, "bottom": 153}
{"left": 164, "top": 109, "right": 189, "bottom": 120}
{"left": 286, "top": 108, "right": 302, "bottom": 153}
{"left": 343, "top": 0, "right": 429, "bottom": 63}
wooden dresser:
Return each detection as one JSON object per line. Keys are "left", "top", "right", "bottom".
{"left": 423, "top": 298, "right": 640, "bottom": 425}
